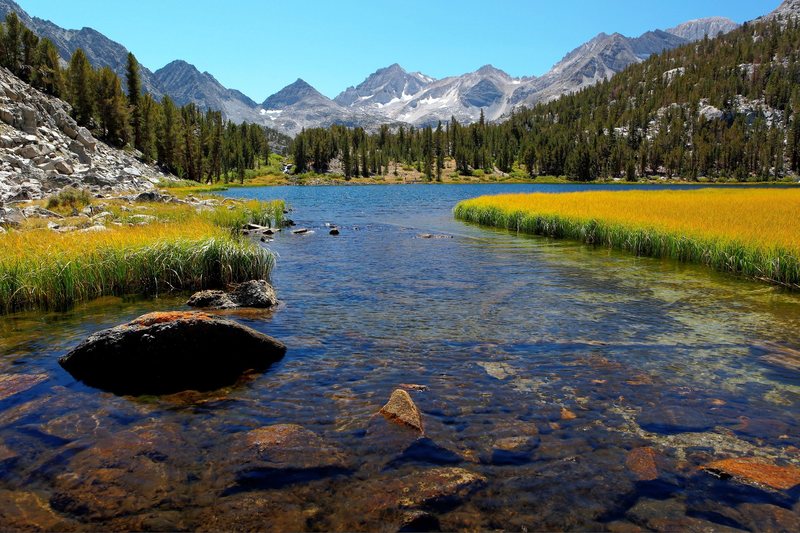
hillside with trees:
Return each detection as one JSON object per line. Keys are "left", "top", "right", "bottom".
{"left": 0, "top": 12, "right": 290, "bottom": 183}
{"left": 292, "top": 14, "right": 800, "bottom": 182}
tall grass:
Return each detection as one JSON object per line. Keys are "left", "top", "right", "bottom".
{"left": 454, "top": 189, "right": 800, "bottom": 287}
{"left": 46, "top": 188, "right": 92, "bottom": 211}
{"left": 0, "top": 200, "right": 283, "bottom": 313}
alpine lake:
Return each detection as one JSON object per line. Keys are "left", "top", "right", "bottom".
{"left": 1, "top": 183, "right": 799, "bottom": 531}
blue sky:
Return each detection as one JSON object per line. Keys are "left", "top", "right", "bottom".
{"left": 17, "top": 0, "right": 775, "bottom": 101}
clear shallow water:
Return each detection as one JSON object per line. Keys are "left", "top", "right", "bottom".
{"left": 1, "top": 183, "right": 800, "bottom": 531}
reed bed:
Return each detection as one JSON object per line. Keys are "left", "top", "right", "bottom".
{"left": 454, "top": 189, "right": 800, "bottom": 287}
{"left": 0, "top": 199, "right": 283, "bottom": 313}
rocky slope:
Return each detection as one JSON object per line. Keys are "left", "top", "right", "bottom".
{"left": 0, "top": 67, "right": 168, "bottom": 208}
{"left": 765, "top": 0, "right": 800, "bottom": 20}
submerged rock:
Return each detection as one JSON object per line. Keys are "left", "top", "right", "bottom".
{"left": 230, "top": 424, "right": 350, "bottom": 489}
{"left": 59, "top": 311, "right": 286, "bottom": 395}
{"left": 0, "top": 490, "right": 72, "bottom": 531}
{"left": 380, "top": 389, "right": 424, "bottom": 434}
{"left": 338, "top": 467, "right": 486, "bottom": 529}
{"left": 702, "top": 457, "right": 800, "bottom": 491}
{"left": 50, "top": 424, "right": 191, "bottom": 520}
{"left": 417, "top": 233, "right": 453, "bottom": 239}
{"left": 637, "top": 403, "right": 714, "bottom": 434}
{"left": 187, "top": 280, "right": 278, "bottom": 310}
{"left": 759, "top": 342, "right": 800, "bottom": 375}
{"left": 0, "top": 373, "right": 48, "bottom": 401}
{"left": 626, "top": 447, "right": 659, "bottom": 481}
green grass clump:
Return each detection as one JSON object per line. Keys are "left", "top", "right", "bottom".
{"left": 0, "top": 237, "right": 273, "bottom": 313}
{"left": 46, "top": 188, "right": 92, "bottom": 211}
{"left": 207, "top": 200, "right": 284, "bottom": 230}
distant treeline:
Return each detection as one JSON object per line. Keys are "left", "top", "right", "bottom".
{"left": 293, "top": 15, "right": 800, "bottom": 182}
{"left": 0, "top": 12, "right": 290, "bottom": 182}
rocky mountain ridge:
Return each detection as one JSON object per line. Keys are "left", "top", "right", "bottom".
{"left": 153, "top": 60, "right": 258, "bottom": 123}
{"left": 666, "top": 17, "right": 741, "bottom": 41}
{"left": 332, "top": 20, "right": 739, "bottom": 127}
{"left": 0, "top": 66, "right": 167, "bottom": 210}
{"left": 0, "top": 0, "right": 752, "bottom": 134}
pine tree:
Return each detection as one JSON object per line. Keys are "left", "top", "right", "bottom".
{"left": 1, "top": 12, "right": 22, "bottom": 76}
{"left": 435, "top": 122, "right": 444, "bottom": 181}
{"left": 20, "top": 26, "right": 38, "bottom": 83}
{"left": 158, "top": 95, "right": 184, "bottom": 175}
{"left": 35, "top": 39, "right": 63, "bottom": 97}
{"left": 293, "top": 130, "right": 307, "bottom": 173}
{"left": 68, "top": 49, "right": 95, "bottom": 127}
{"left": 94, "top": 66, "right": 130, "bottom": 147}
{"left": 422, "top": 126, "right": 433, "bottom": 181}
{"left": 126, "top": 52, "right": 144, "bottom": 152}
{"left": 342, "top": 131, "right": 351, "bottom": 179}
{"left": 138, "top": 93, "right": 159, "bottom": 162}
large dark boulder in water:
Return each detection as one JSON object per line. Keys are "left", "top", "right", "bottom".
{"left": 59, "top": 311, "right": 286, "bottom": 395}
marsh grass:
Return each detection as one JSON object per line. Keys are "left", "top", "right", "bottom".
{"left": 454, "top": 189, "right": 800, "bottom": 287}
{"left": 0, "top": 199, "right": 284, "bottom": 313}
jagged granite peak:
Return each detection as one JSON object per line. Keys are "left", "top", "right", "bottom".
{"left": 0, "top": 0, "right": 163, "bottom": 97}
{"left": 262, "top": 78, "right": 331, "bottom": 109}
{"left": 335, "top": 63, "right": 434, "bottom": 107}
{"left": 666, "top": 17, "right": 740, "bottom": 41}
{"left": 474, "top": 64, "right": 511, "bottom": 78}
{"left": 256, "top": 79, "right": 395, "bottom": 136}
{"left": 153, "top": 60, "right": 257, "bottom": 123}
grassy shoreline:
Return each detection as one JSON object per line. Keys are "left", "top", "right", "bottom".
{"left": 0, "top": 195, "right": 284, "bottom": 313}
{"left": 454, "top": 189, "right": 800, "bottom": 288}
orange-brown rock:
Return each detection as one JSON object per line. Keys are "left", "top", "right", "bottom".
{"left": 231, "top": 424, "right": 350, "bottom": 488}
{"left": 702, "top": 457, "right": 800, "bottom": 490}
{"left": 560, "top": 407, "right": 577, "bottom": 420}
{"left": 626, "top": 447, "right": 659, "bottom": 481}
{"left": 59, "top": 311, "right": 286, "bottom": 395}
{"left": 380, "top": 389, "right": 423, "bottom": 433}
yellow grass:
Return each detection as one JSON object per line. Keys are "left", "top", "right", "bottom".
{"left": 455, "top": 188, "right": 800, "bottom": 286}
{"left": 0, "top": 198, "right": 283, "bottom": 312}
